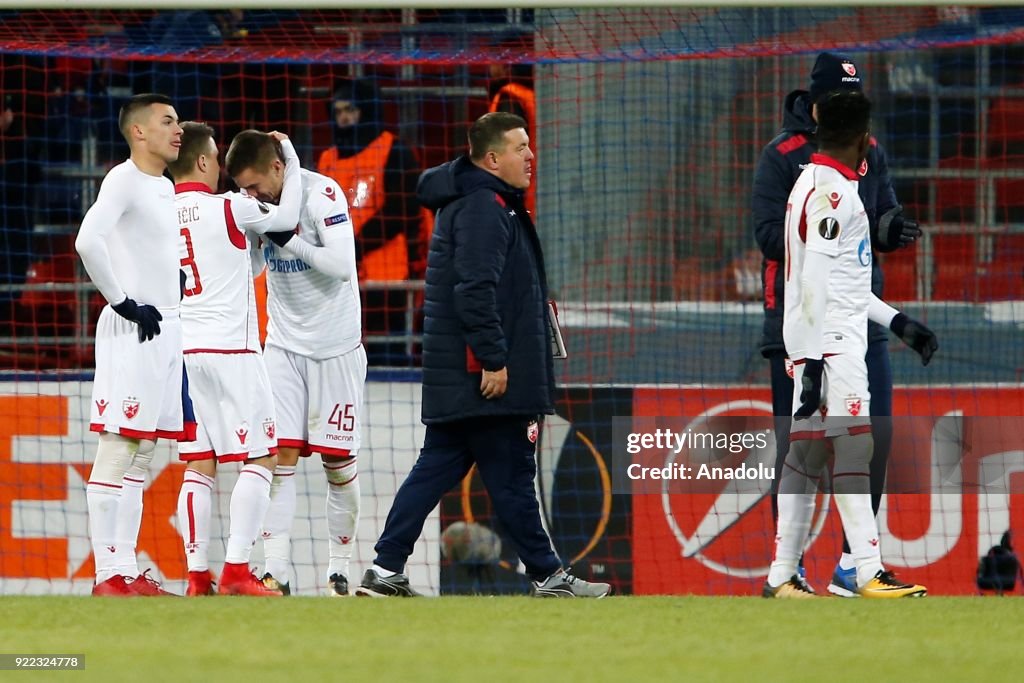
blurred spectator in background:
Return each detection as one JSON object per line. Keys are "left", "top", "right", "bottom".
{"left": 0, "top": 93, "right": 40, "bottom": 322}
{"left": 488, "top": 64, "right": 535, "bottom": 216}
{"left": 317, "top": 77, "right": 427, "bottom": 366}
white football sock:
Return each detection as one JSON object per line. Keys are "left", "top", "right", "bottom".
{"left": 87, "top": 482, "right": 122, "bottom": 584}
{"left": 372, "top": 564, "right": 398, "bottom": 578}
{"left": 87, "top": 433, "right": 138, "bottom": 583}
{"left": 767, "top": 438, "right": 828, "bottom": 587}
{"left": 262, "top": 465, "right": 296, "bottom": 583}
{"left": 225, "top": 464, "right": 273, "bottom": 564}
{"left": 324, "top": 459, "right": 359, "bottom": 579}
{"left": 177, "top": 470, "right": 214, "bottom": 572}
{"left": 112, "top": 439, "right": 155, "bottom": 578}
{"left": 112, "top": 473, "right": 144, "bottom": 578}
{"left": 768, "top": 493, "right": 816, "bottom": 587}
{"left": 832, "top": 432, "right": 883, "bottom": 585}
{"left": 834, "top": 492, "right": 884, "bottom": 586}
{"left": 838, "top": 552, "right": 856, "bottom": 571}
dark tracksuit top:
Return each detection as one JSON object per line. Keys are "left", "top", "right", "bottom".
{"left": 752, "top": 89, "right": 901, "bottom": 358}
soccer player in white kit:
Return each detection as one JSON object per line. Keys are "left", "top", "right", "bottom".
{"left": 75, "top": 94, "right": 185, "bottom": 597}
{"left": 763, "top": 91, "right": 936, "bottom": 599}
{"left": 167, "top": 122, "right": 305, "bottom": 596}
{"left": 226, "top": 130, "right": 365, "bottom": 596}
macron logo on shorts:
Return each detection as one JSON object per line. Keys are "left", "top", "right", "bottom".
{"left": 324, "top": 213, "right": 349, "bottom": 226}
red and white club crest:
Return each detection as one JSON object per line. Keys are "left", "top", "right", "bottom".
{"left": 842, "top": 62, "right": 857, "bottom": 77}
{"left": 845, "top": 396, "right": 862, "bottom": 416}
{"left": 263, "top": 420, "right": 276, "bottom": 440}
{"left": 526, "top": 420, "right": 540, "bottom": 444}
{"left": 122, "top": 399, "right": 140, "bottom": 420}
{"left": 858, "top": 159, "right": 869, "bottom": 177}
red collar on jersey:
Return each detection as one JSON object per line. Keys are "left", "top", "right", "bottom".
{"left": 174, "top": 181, "right": 215, "bottom": 194}
{"left": 809, "top": 153, "right": 858, "bottom": 180}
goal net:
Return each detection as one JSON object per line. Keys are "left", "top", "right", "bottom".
{"left": 1, "top": 6, "right": 1022, "bottom": 595}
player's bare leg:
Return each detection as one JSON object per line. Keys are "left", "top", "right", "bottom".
{"left": 323, "top": 453, "right": 359, "bottom": 596}
{"left": 261, "top": 446, "right": 299, "bottom": 594}
{"left": 177, "top": 458, "right": 217, "bottom": 596}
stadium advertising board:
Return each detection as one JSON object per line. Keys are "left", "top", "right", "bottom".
{"left": 0, "top": 382, "right": 436, "bottom": 595}
{"left": 631, "top": 387, "right": 1024, "bottom": 595}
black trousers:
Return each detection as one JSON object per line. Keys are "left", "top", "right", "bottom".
{"left": 768, "top": 338, "right": 894, "bottom": 554}
{"left": 374, "top": 415, "right": 562, "bottom": 581}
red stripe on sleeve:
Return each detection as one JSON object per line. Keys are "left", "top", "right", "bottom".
{"left": 224, "top": 198, "right": 247, "bottom": 250}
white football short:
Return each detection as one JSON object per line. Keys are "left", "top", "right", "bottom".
{"left": 790, "top": 350, "right": 871, "bottom": 439}
{"left": 90, "top": 305, "right": 186, "bottom": 440}
{"left": 178, "top": 351, "right": 278, "bottom": 463}
{"left": 264, "top": 343, "right": 366, "bottom": 457}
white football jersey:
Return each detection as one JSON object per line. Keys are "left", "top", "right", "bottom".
{"left": 783, "top": 153, "right": 872, "bottom": 359}
{"left": 177, "top": 182, "right": 295, "bottom": 352}
{"left": 76, "top": 159, "right": 179, "bottom": 311}
{"left": 263, "top": 169, "right": 362, "bottom": 359}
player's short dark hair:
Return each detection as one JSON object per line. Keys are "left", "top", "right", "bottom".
{"left": 167, "top": 121, "right": 215, "bottom": 180}
{"left": 225, "top": 129, "right": 284, "bottom": 178}
{"left": 118, "top": 93, "right": 173, "bottom": 142}
{"left": 468, "top": 111, "right": 528, "bottom": 161}
{"left": 815, "top": 90, "right": 872, "bottom": 150}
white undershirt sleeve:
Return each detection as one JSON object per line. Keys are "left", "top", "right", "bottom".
{"left": 75, "top": 174, "right": 131, "bottom": 305}
{"left": 280, "top": 226, "right": 355, "bottom": 281}
{"left": 867, "top": 293, "right": 899, "bottom": 327}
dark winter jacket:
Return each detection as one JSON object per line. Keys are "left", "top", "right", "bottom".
{"left": 752, "top": 89, "right": 900, "bottom": 357}
{"left": 416, "top": 155, "right": 555, "bottom": 424}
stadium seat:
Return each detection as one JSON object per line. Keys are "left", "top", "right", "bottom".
{"left": 986, "top": 96, "right": 1024, "bottom": 168}
{"left": 932, "top": 170, "right": 979, "bottom": 224}
{"left": 994, "top": 177, "right": 1024, "bottom": 224}
{"left": 931, "top": 234, "right": 978, "bottom": 301}
{"left": 880, "top": 248, "right": 917, "bottom": 301}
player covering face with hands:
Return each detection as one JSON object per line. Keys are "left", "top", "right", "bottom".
{"left": 227, "top": 129, "right": 365, "bottom": 596}
{"left": 764, "top": 90, "right": 935, "bottom": 599}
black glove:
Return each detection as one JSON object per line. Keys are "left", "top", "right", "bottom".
{"left": 180, "top": 269, "right": 187, "bottom": 300}
{"left": 878, "top": 205, "right": 922, "bottom": 250}
{"left": 265, "top": 229, "right": 295, "bottom": 248}
{"left": 890, "top": 312, "right": 938, "bottom": 366}
{"left": 112, "top": 297, "right": 163, "bottom": 343}
{"left": 794, "top": 358, "right": 825, "bottom": 419}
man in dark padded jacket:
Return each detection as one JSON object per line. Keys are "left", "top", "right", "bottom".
{"left": 356, "top": 112, "right": 611, "bottom": 599}
{"left": 752, "top": 52, "right": 932, "bottom": 597}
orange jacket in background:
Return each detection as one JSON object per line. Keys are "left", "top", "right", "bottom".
{"left": 317, "top": 130, "right": 408, "bottom": 282}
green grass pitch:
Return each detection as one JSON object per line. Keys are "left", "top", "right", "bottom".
{"left": 1, "top": 596, "right": 1022, "bottom": 682}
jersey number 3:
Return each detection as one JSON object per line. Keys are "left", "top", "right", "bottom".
{"left": 180, "top": 227, "right": 204, "bottom": 296}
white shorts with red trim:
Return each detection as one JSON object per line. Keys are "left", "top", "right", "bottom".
{"left": 178, "top": 351, "right": 278, "bottom": 463}
{"left": 90, "top": 305, "right": 186, "bottom": 441}
{"left": 264, "top": 343, "right": 366, "bottom": 457}
{"left": 790, "top": 351, "right": 871, "bottom": 440}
